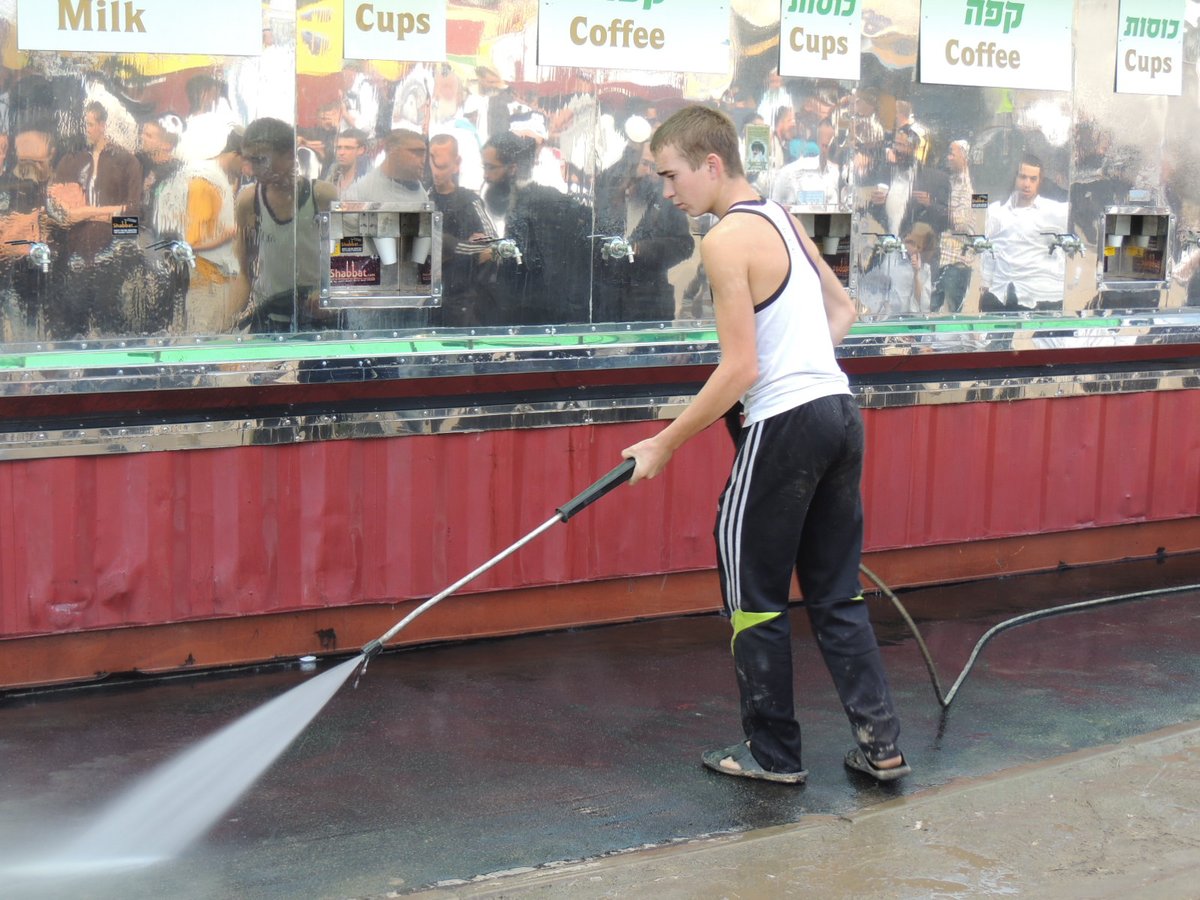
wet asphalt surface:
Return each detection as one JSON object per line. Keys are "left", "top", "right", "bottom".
{"left": 2, "top": 554, "right": 1199, "bottom": 899}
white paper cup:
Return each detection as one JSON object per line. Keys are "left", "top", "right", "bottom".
{"left": 822, "top": 236, "right": 840, "bottom": 255}
{"left": 374, "top": 237, "right": 398, "bottom": 265}
{"left": 411, "top": 235, "right": 432, "bottom": 263}
{"left": 1131, "top": 235, "right": 1150, "bottom": 248}
{"left": 1105, "top": 234, "right": 1124, "bottom": 248}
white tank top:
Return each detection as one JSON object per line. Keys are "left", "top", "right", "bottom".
{"left": 725, "top": 198, "right": 849, "bottom": 425}
{"left": 254, "top": 180, "right": 321, "bottom": 299}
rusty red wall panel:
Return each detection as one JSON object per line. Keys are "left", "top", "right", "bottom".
{"left": 860, "top": 390, "right": 1200, "bottom": 550}
{"left": 2, "top": 391, "right": 1199, "bottom": 640}
{"left": 0, "top": 422, "right": 732, "bottom": 638}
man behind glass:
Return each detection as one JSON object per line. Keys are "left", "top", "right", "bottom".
{"left": 980, "top": 154, "right": 1068, "bottom": 312}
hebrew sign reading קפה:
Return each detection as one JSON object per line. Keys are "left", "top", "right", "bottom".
{"left": 919, "top": 0, "right": 1073, "bottom": 91}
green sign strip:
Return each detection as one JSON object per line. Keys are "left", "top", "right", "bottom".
{"left": 0, "top": 318, "right": 1125, "bottom": 373}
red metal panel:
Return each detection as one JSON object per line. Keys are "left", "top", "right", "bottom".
{"left": 3, "top": 391, "right": 1199, "bottom": 641}
{"left": 862, "top": 390, "right": 1200, "bottom": 551}
{"left": 1148, "top": 390, "right": 1200, "bottom": 519}
{"left": 0, "top": 422, "right": 731, "bottom": 638}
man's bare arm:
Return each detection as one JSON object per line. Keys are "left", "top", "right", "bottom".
{"left": 621, "top": 224, "right": 758, "bottom": 483}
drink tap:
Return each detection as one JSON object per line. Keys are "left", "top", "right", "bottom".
{"left": 592, "top": 235, "right": 635, "bottom": 263}
{"left": 954, "top": 232, "right": 993, "bottom": 255}
{"left": 864, "top": 232, "right": 906, "bottom": 257}
{"left": 29, "top": 242, "right": 51, "bottom": 273}
{"left": 492, "top": 237, "right": 523, "bottom": 266}
{"left": 151, "top": 239, "right": 196, "bottom": 269}
{"left": 1041, "top": 232, "right": 1085, "bottom": 258}
{"left": 5, "top": 239, "right": 52, "bottom": 273}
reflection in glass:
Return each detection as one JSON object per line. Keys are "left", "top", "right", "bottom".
{"left": 591, "top": 136, "right": 692, "bottom": 323}
{"left": 3, "top": 0, "right": 1200, "bottom": 349}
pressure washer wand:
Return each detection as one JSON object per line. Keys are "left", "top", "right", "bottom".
{"left": 360, "top": 458, "right": 636, "bottom": 662}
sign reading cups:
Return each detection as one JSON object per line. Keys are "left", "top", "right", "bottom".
{"left": 538, "top": 0, "right": 731, "bottom": 75}
{"left": 344, "top": 0, "right": 446, "bottom": 62}
{"left": 1115, "top": 0, "right": 1185, "bottom": 96}
{"left": 18, "top": 0, "right": 262, "bottom": 55}
{"left": 780, "top": 0, "right": 862, "bottom": 82}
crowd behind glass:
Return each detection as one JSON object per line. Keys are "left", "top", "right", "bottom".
{"left": 1, "top": 3, "right": 1199, "bottom": 346}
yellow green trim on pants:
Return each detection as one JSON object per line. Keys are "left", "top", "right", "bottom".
{"left": 731, "top": 609, "right": 781, "bottom": 652}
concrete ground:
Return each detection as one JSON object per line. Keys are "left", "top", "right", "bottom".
{"left": 2, "top": 555, "right": 1199, "bottom": 899}
{"left": 420, "top": 722, "right": 1200, "bottom": 899}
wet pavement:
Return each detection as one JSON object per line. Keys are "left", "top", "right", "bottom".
{"left": 2, "top": 554, "right": 1199, "bottom": 899}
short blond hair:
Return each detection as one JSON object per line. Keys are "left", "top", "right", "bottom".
{"left": 650, "top": 105, "right": 744, "bottom": 178}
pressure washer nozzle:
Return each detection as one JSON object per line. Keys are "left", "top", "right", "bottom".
{"left": 361, "top": 639, "right": 384, "bottom": 660}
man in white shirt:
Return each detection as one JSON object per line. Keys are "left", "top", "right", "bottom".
{"left": 981, "top": 155, "right": 1068, "bottom": 311}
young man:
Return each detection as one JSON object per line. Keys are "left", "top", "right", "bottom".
{"left": 231, "top": 117, "right": 336, "bottom": 332}
{"left": 622, "top": 106, "right": 908, "bottom": 784}
{"left": 980, "top": 154, "right": 1068, "bottom": 312}
{"left": 323, "top": 128, "right": 370, "bottom": 197}
{"left": 48, "top": 101, "right": 143, "bottom": 338}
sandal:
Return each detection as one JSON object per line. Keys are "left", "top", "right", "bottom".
{"left": 844, "top": 747, "right": 911, "bottom": 782}
{"left": 702, "top": 741, "right": 808, "bottom": 784}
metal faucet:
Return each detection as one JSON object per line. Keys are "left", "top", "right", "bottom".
{"left": 1041, "top": 232, "right": 1085, "bottom": 258}
{"left": 151, "top": 239, "right": 196, "bottom": 269}
{"left": 5, "top": 239, "right": 53, "bottom": 273}
{"left": 592, "top": 235, "right": 635, "bottom": 264}
{"left": 27, "top": 242, "right": 52, "bottom": 273}
{"left": 492, "top": 237, "right": 523, "bottom": 266}
{"left": 954, "top": 232, "right": 993, "bottom": 255}
{"left": 864, "top": 232, "right": 906, "bottom": 257}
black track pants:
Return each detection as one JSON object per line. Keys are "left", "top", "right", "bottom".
{"left": 715, "top": 393, "right": 901, "bottom": 773}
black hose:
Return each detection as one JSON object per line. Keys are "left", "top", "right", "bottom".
{"left": 859, "top": 564, "right": 1200, "bottom": 708}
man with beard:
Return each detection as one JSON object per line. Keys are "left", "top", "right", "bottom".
{"left": 479, "top": 130, "right": 590, "bottom": 324}
{"left": 867, "top": 125, "right": 949, "bottom": 241}
{"left": 865, "top": 125, "right": 949, "bottom": 301}
{"left": 0, "top": 128, "right": 56, "bottom": 337}
{"left": 592, "top": 138, "right": 693, "bottom": 322}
